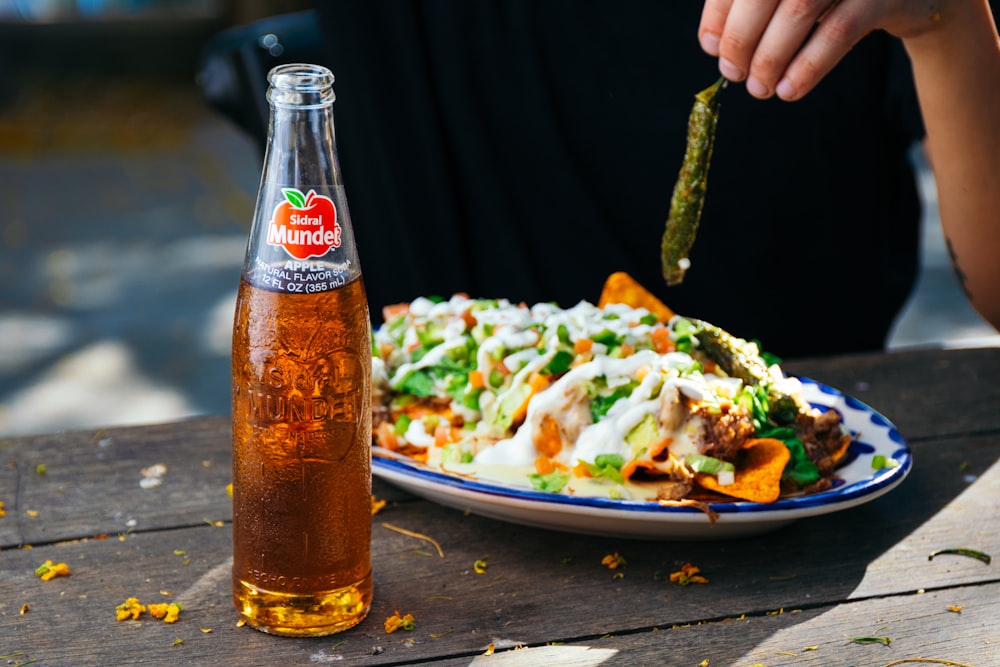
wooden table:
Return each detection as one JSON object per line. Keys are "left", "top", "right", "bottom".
{"left": 2, "top": 347, "right": 998, "bottom": 666}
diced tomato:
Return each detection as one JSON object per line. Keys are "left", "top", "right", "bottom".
{"left": 433, "top": 423, "right": 462, "bottom": 447}
{"left": 375, "top": 422, "right": 400, "bottom": 451}
{"left": 651, "top": 326, "right": 675, "bottom": 354}
{"left": 512, "top": 373, "right": 553, "bottom": 426}
{"left": 534, "top": 455, "right": 556, "bottom": 475}
{"left": 460, "top": 307, "right": 477, "bottom": 331}
{"left": 532, "top": 414, "right": 563, "bottom": 458}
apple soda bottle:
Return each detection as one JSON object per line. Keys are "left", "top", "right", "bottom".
{"left": 231, "top": 63, "right": 372, "bottom": 636}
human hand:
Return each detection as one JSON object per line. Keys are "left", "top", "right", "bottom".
{"left": 698, "top": 0, "right": 954, "bottom": 100}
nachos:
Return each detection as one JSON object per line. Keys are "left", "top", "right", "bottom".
{"left": 371, "top": 274, "right": 850, "bottom": 503}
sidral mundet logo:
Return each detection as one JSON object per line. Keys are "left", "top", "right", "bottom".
{"left": 266, "top": 188, "right": 342, "bottom": 260}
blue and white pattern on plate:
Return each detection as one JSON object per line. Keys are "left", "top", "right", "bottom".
{"left": 372, "top": 378, "right": 911, "bottom": 540}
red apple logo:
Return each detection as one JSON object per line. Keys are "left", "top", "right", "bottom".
{"left": 265, "top": 188, "right": 342, "bottom": 260}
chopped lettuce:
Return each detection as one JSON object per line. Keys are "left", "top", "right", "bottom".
{"left": 528, "top": 471, "right": 570, "bottom": 493}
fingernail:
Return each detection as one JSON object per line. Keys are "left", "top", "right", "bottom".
{"left": 700, "top": 31, "right": 720, "bottom": 56}
{"left": 776, "top": 77, "right": 797, "bottom": 100}
{"left": 746, "top": 76, "right": 769, "bottom": 98}
{"left": 718, "top": 58, "right": 744, "bottom": 82}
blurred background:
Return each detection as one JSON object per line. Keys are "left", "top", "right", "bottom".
{"left": 0, "top": 0, "right": 997, "bottom": 437}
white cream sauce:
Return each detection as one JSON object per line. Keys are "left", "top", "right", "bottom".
{"left": 374, "top": 295, "right": 769, "bottom": 499}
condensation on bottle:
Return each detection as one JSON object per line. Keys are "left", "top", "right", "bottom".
{"left": 230, "top": 63, "right": 372, "bottom": 637}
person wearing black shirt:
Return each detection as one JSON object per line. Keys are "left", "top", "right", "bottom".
{"left": 314, "top": 1, "right": 1000, "bottom": 358}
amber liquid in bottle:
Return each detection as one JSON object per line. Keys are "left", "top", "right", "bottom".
{"left": 231, "top": 63, "right": 372, "bottom": 636}
{"left": 231, "top": 274, "right": 372, "bottom": 636}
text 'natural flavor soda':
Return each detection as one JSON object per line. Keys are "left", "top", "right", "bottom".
{"left": 231, "top": 63, "right": 372, "bottom": 637}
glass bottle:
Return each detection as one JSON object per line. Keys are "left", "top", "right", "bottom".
{"left": 230, "top": 63, "right": 372, "bottom": 636}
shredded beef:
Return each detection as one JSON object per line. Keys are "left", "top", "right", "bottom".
{"left": 689, "top": 399, "right": 848, "bottom": 476}
{"left": 795, "top": 408, "right": 850, "bottom": 475}
{"left": 695, "top": 404, "right": 756, "bottom": 460}
{"left": 656, "top": 479, "right": 694, "bottom": 501}
{"left": 372, "top": 403, "right": 392, "bottom": 431}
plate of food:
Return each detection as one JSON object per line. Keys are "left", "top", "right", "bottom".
{"left": 370, "top": 273, "right": 911, "bottom": 540}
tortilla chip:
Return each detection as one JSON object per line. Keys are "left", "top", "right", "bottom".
{"left": 598, "top": 272, "right": 674, "bottom": 322}
{"left": 829, "top": 432, "right": 853, "bottom": 466}
{"left": 694, "top": 438, "right": 791, "bottom": 503}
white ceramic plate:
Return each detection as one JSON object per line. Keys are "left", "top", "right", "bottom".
{"left": 372, "top": 379, "right": 911, "bottom": 540}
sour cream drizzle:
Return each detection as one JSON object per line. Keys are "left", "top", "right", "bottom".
{"left": 374, "top": 295, "right": 752, "bottom": 478}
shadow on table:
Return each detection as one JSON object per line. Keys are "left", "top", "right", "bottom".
{"left": 355, "top": 429, "right": 998, "bottom": 665}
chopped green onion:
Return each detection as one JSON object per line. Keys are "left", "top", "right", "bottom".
{"left": 542, "top": 350, "right": 574, "bottom": 376}
{"left": 591, "top": 329, "right": 622, "bottom": 347}
{"left": 586, "top": 454, "right": 626, "bottom": 484}
{"left": 556, "top": 324, "right": 571, "bottom": 346}
{"left": 441, "top": 444, "right": 475, "bottom": 464}
{"left": 528, "top": 471, "right": 570, "bottom": 493}
{"left": 399, "top": 370, "right": 435, "bottom": 397}
{"left": 393, "top": 414, "right": 412, "bottom": 436}
{"left": 686, "top": 453, "right": 735, "bottom": 476}
{"left": 588, "top": 383, "right": 636, "bottom": 422}
{"left": 673, "top": 317, "right": 696, "bottom": 336}
{"left": 462, "top": 387, "right": 484, "bottom": 410}
{"left": 595, "top": 453, "right": 625, "bottom": 469}
{"left": 871, "top": 454, "right": 898, "bottom": 470}
{"left": 488, "top": 369, "right": 505, "bottom": 388}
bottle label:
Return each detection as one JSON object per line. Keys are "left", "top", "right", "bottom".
{"left": 245, "top": 184, "right": 361, "bottom": 294}
{"left": 266, "top": 188, "right": 342, "bottom": 260}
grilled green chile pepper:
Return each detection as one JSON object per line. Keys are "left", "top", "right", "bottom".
{"left": 661, "top": 76, "right": 726, "bottom": 286}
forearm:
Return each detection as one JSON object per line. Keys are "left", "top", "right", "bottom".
{"left": 904, "top": 0, "right": 1000, "bottom": 328}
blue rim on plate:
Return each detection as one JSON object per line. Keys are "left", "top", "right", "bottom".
{"left": 372, "top": 377, "right": 912, "bottom": 539}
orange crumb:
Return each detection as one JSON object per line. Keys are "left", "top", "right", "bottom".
{"left": 384, "top": 610, "right": 415, "bottom": 633}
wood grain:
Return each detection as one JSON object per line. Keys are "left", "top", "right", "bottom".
{"left": 1, "top": 347, "right": 998, "bottom": 665}
{"left": 783, "top": 346, "right": 1000, "bottom": 440}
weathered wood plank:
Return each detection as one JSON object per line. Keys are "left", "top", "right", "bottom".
{"left": 783, "top": 346, "right": 1000, "bottom": 441}
{"left": 0, "top": 416, "right": 412, "bottom": 548}
{"left": 2, "top": 347, "right": 997, "bottom": 549}
{"left": 0, "top": 417, "right": 233, "bottom": 548}
{"left": 2, "top": 416, "right": 995, "bottom": 553}
{"left": 4, "top": 520, "right": 997, "bottom": 666}
{"left": 4, "top": 448, "right": 999, "bottom": 667}
{"left": 1, "top": 347, "right": 998, "bottom": 665}
{"left": 424, "top": 581, "right": 1000, "bottom": 667}
{"left": 849, "top": 453, "right": 1000, "bottom": 600}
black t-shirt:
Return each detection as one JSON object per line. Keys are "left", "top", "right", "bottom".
{"left": 316, "top": 1, "right": 925, "bottom": 358}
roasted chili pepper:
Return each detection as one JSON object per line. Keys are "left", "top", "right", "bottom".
{"left": 690, "top": 318, "right": 801, "bottom": 424}
{"left": 691, "top": 317, "right": 770, "bottom": 387}
{"left": 661, "top": 76, "right": 726, "bottom": 286}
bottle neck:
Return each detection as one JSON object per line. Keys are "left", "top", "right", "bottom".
{"left": 264, "top": 103, "right": 341, "bottom": 188}
{"left": 263, "top": 63, "right": 342, "bottom": 188}
{"left": 242, "top": 64, "right": 362, "bottom": 293}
